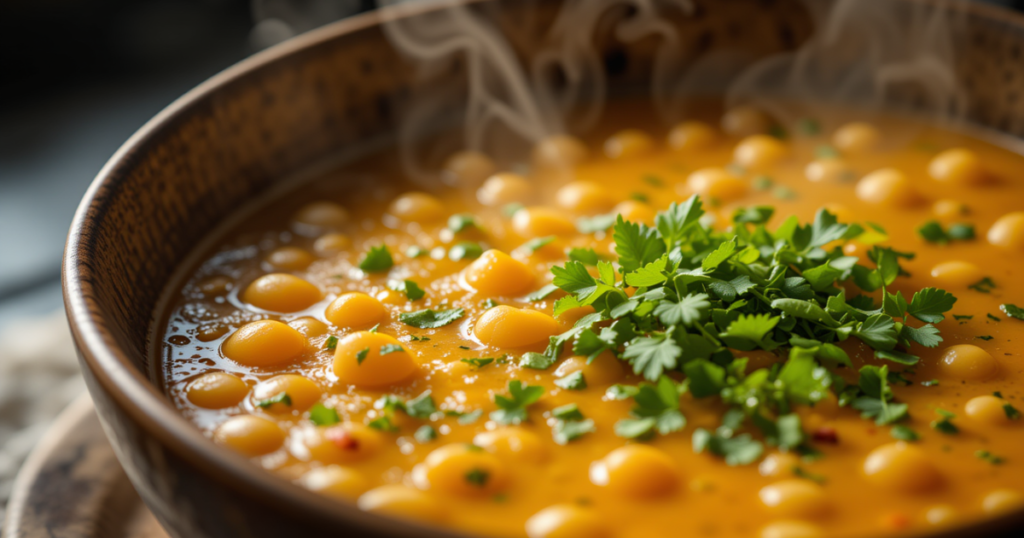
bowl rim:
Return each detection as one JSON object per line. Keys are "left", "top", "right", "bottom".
{"left": 62, "top": 0, "right": 1024, "bottom": 537}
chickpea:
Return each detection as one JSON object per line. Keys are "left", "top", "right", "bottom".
{"left": 186, "top": 372, "right": 249, "bottom": 409}
{"left": 266, "top": 246, "right": 314, "bottom": 271}
{"left": 292, "top": 201, "right": 349, "bottom": 231}
{"left": 933, "top": 199, "right": 969, "bottom": 221}
{"left": 668, "top": 121, "right": 717, "bottom": 152}
{"left": 412, "top": 444, "right": 509, "bottom": 497}
{"left": 939, "top": 344, "right": 999, "bottom": 381}
{"left": 553, "top": 352, "right": 626, "bottom": 385}
{"left": 324, "top": 292, "right": 387, "bottom": 329}
{"left": 462, "top": 249, "right": 534, "bottom": 296}
{"left": 760, "top": 521, "right": 823, "bottom": 538}
{"left": 604, "top": 129, "right": 654, "bottom": 159}
{"left": 924, "top": 504, "right": 957, "bottom": 526}
{"left": 302, "top": 423, "right": 383, "bottom": 464}
{"left": 758, "top": 452, "right": 800, "bottom": 478}
{"left": 333, "top": 331, "right": 418, "bottom": 387}
{"left": 733, "top": 135, "right": 787, "bottom": 171}
{"left": 589, "top": 445, "right": 680, "bottom": 499}
{"left": 389, "top": 192, "right": 446, "bottom": 223}
{"left": 242, "top": 273, "right": 322, "bottom": 313}
{"left": 614, "top": 200, "right": 657, "bottom": 225}
{"left": 297, "top": 466, "right": 368, "bottom": 500}
{"left": 358, "top": 485, "right": 448, "bottom": 524}
{"left": 525, "top": 504, "right": 610, "bottom": 538}
{"left": 965, "top": 395, "right": 1012, "bottom": 426}
{"left": 313, "top": 233, "right": 352, "bottom": 255}
{"left": 473, "top": 306, "right": 560, "bottom": 348}
{"left": 556, "top": 181, "right": 616, "bottom": 214}
{"left": 477, "top": 173, "right": 532, "bottom": 206}
{"left": 987, "top": 212, "right": 1024, "bottom": 251}
{"left": 214, "top": 415, "right": 285, "bottom": 457}
{"left": 982, "top": 489, "right": 1024, "bottom": 514}
{"left": 533, "top": 135, "right": 589, "bottom": 170}
{"left": 512, "top": 207, "right": 577, "bottom": 237}
{"left": 804, "top": 159, "right": 851, "bottom": 183}
{"left": 862, "top": 442, "right": 943, "bottom": 493}
{"left": 288, "top": 317, "right": 328, "bottom": 338}
{"left": 222, "top": 320, "right": 306, "bottom": 367}
{"left": 473, "top": 427, "right": 548, "bottom": 464}
{"left": 929, "top": 148, "right": 985, "bottom": 185}
{"left": 687, "top": 168, "right": 749, "bottom": 203}
{"left": 442, "top": 151, "right": 497, "bottom": 188}
{"left": 721, "top": 105, "right": 770, "bottom": 137}
{"left": 929, "top": 261, "right": 983, "bottom": 287}
{"left": 759, "top": 479, "right": 830, "bottom": 518}
{"left": 833, "top": 122, "right": 880, "bottom": 155}
{"left": 252, "top": 374, "right": 321, "bottom": 413}
{"left": 855, "top": 169, "right": 919, "bottom": 207}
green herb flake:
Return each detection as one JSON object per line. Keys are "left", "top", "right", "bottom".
{"left": 368, "top": 416, "right": 398, "bottom": 432}
{"left": 526, "top": 284, "right": 560, "bottom": 302}
{"left": 359, "top": 245, "right": 394, "bottom": 273}
{"left": 643, "top": 175, "right": 665, "bottom": 188}
{"left": 460, "top": 357, "right": 495, "bottom": 369}
{"left": 976, "top": 450, "right": 1006, "bottom": 465}
{"left": 947, "top": 223, "right": 975, "bottom": 241}
{"left": 968, "top": 277, "right": 997, "bottom": 293}
{"left": 554, "top": 371, "right": 587, "bottom": 391}
{"left": 414, "top": 425, "right": 437, "bottom": 443}
{"left": 519, "top": 352, "right": 557, "bottom": 370}
{"left": 630, "top": 192, "right": 650, "bottom": 203}
{"left": 567, "top": 247, "right": 601, "bottom": 266}
{"left": 464, "top": 468, "right": 490, "bottom": 487}
{"left": 380, "top": 344, "right": 404, "bottom": 355}
{"left": 1000, "top": 303, "right": 1024, "bottom": 320}
{"left": 890, "top": 425, "right": 920, "bottom": 441}
{"left": 406, "top": 245, "right": 429, "bottom": 258}
{"left": 456, "top": 409, "right": 483, "bottom": 425}
{"left": 255, "top": 392, "right": 292, "bottom": 409}
{"left": 490, "top": 380, "right": 544, "bottom": 425}
{"left": 976, "top": 335, "right": 995, "bottom": 341}
{"left": 309, "top": 403, "right": 340, "bottom": 426}
{"left": 356, "top": 347, "right": 370, "bottom": 365}
{"left": 987, "top": 313, "right": 1002, "bottom": 322}
{"left": 931, "top": 409, "right": 959, "bottom": 435}
{"left": 399, "top": 308, "right": 465, "bottom": 329}
{"left": 502, "top": 203, "right": 524, "bottom": 218}
{"left": 552, "top": 403, "right": 585, "bottom": 421}
{"left": 921, "top": 379, "right": 940, "bottom": 387}
{"left": 522, "top": 236, "right": 556, "bottom": 253}
{"left": 553, "top": 417, "right": 596, "bottom": 445}
{"left": 448, "top": 214, "right": 479, "bottom": 233}
{"left": 449, "top": 242, "right": 484, "bottom": 261}
{"left": 792, "top": 465, "right": 827, "bottom": 484}
{"left": 752, "top": 176, "right": 774, "bottom": 191}
{"left": 389, "top": 279, "right": 426, "bottom": 301}
{"left": 324, "top": 335, "right": 338, "bottom": 351}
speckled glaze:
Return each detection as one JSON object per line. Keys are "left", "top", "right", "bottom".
{"left": 63, "top": 1, "right": 1024, "bottom": 537}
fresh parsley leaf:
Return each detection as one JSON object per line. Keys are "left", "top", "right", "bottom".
{"left": 356, "top": 347, "right": 370, "bottom": 365}
{"left": 968, "top": 277, "right": 997, "bottom": 293}
{"left": 931, "top": 409, "right": 959, "bottom": 434}
{"left": 976, "top": 450, "right": 1006, "bottom": 465}
{"left": 414, "top": 425, "right": 437, "bottom": 443}
{"left": 947, "top": 223, "right": 975, "bottom": 240}
{"left": 490, "top": 380, "right": 544, "bottom": 425}
{"left": 399, "top": 308, "right": 465, "bottom": 328}
{"left": 656, "top": 196, "right": 704, "bottom": 246}
{"left": 552, "top": 403, "right": 585, "bottom": 421}
{"left": 554, "top": 371, "right": 587, "bottom": 390}
{"left": 449, "top": 242, "right": 484, "bottom": 261}
{"left": 567, "top": 247, "right": 601, "bottom": 265}
{"left": 613, "top": 215, "right": 666, "bottom": 273}
{"left": 309, "top": 403, "right": 340, "bottom": 426}
{"left": 1000, "top": 303, "right": 1024, "bottom": 320}
{"left": 655, "top": 293, "right": 711, "bottom": 327}
{"left": 404, "top": 390, "right": 438, "bottom": 419}
{"left": 522, "top": 236, "right": 556, "bottom": 253}
{"left": 448, "top": 214, "right": 479, "bottom": 233}
{"left": 614, "top": 376, "right": 685, "bottom": 439}
{"left": 460, "top": 357, "right": 494, "bottom": 369}
{"left": 256, "top": 392, "right": 292, "bottom": 409}
{"left": 359, "top": 245, "right": 394, "bottom": 272}
{"left": 324, "top": 335, "right": 338, "bottom": 351}
{"left": 380, "top": 344, "right": 404, "bottom": 355}
{"left": 907, "top": 288, "right": 956, "bottom": 323}
{"left": 406, "top": 245, "right": 429, "bottom": 258}
{"left": 526, "top": 284, "right": 560, "bottom": 302}
{"left": 917, "top": 220, "right": 949, "bottom": 243}
{"left": 519, "top": 352, "right": 557, "bottom": 370}
{"left": 623, "top": 335, "right": 681, "bottom": 381}
{"left": 576, "top": 212, "right": 617, "bottom": 234}
{"left": 389, "top": 279, "right": 426, "bottom": 301}
{"left": 890, "top": 425, "right": 920, "bottom": 441}
{"left": 464, "top": 468, "right": 490, "bottom": 487}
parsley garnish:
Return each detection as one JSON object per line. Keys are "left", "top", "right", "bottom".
{"left": 522, "top": 236, "right": 556, "bottom": 253}
{"left": 356, "top": 347, "right": 370, "bottom": 364}
{"left": 1000, "top": 303, "right": 1024, "bottom": 320}
{"left": 968, "top": 277, "right": 997, "bottom": 293}
{"left": 976, "top": 335, "right": 994, "bottom": 341}
{"left": 976, "top": 450, "right": 1006, "bottom": 465}
{"left": 551, "top": 404, "right": 596, "bottom": 445}
{"left": 519, "top": 352, "right": 556, "bottom": 370}
{"left": 359, "top": 245, "right": 394, "bottom": 272}
{"left": 406, "top": 245, "right": 429, "bottom": 258}
{"left": 399, "top": 308, "right": 465, "bottom": 328}
{"left": 890, "top": 425, "right": 920, "bottom": 441}
{"left": 614, "top": 376, "right": 685, "bottom": 439}
{"left": 554, "top": 371, "right": 587, "bottom": 390}
{"left": 389, "top": 279, "right": 425, "bottom": 300}
{"left": 464, "top": 468, "right": 490, "bottom": 487}
{"left": 917, "top": 221, "right": 974, "bottom": 244}
{"left": 380, "top": 344, "right": 404, "bottom": 355}
{"left": 449, "top": 242, "right": 484, "bottom": 261}
{"left": 414, "top": 425, "right": 437, "bottom": 443}
{"left": 324, "top": 336, "right": 338, "bottom": 351}
{"left": 309, "top": 403, "right": 340, "bottom": 426}
{"left": 526, "top": 284, "right": 560, "bottom": 302}
{"left": 255, "top": 392, "right": 291, "bottom": 409}
{"left": 931, "top": 409, "right": 959, "bottom": 434}
{"left": 448, "top": 214, "right": 479, "bottom": 233}
{"left": 567, "top": 247, "right": 602, "bottom": 266}
{"left": 490, "top": 380, "right": 544, "bottom": 425}
{"left": 461, "top": 357, "right": 494, "bottom": 369}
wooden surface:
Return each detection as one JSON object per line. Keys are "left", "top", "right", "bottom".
{"left": 2, "top": 394, "right": 168, "bottom": 538}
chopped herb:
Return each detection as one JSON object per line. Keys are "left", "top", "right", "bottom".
{"left": 931, "top": 409, "right": 959, "bottom": 434}
{"left": 1000, "top": 303, "right": 1024, "bottom": 320}
{"left": 921, "top": 379, "right": 940, "bottom": 387}
{"left": 480, "top": 298, "right": 498, "bottom": 309}
{"left": 464, "top": 468, "right": 490, "bottom": 487}
{"left": 490, "top": 380, "right": 544, "bottom": 425}
{"left": 948, "top": 223, "right": 975, "bottom": 240}
{"left": 309, "top": 403, "right": 340, "bottom": 426}
{"left": 519, "top": 352, "right": 557, "bottom": 370}
{"left": 987, "top": 313, "right": 1002, "bottom": 322}
{"left": 460, "top": 357, "right": 494, "bottom": 369}
{"left": 567, "top": 247, "right": 601, "bottom": 266}
{"left": 414, "top": 425, "right": 437, "bottom": 443}
{"left": 752, "top": 176, "right": 773, "bottom": 191}
{"left": 367, "top": 416, "right": 398, "bottom": 432}
{"left": 406, "top": 245, "right": 429, "bottom": 258}
{"left": 368, "top": 323, "right": 379, "bottom": 333}
{"left": 968, "top": 277, "right": 997, "bottom": 293}
{"left": 630, "top": 192, "right": 649, "bottom": 203}
{"left": 773, "top": 185, "right": 798, "bottom": 200}
{"left": 449, "top": 242, "right": 484, "bottom": 261}
{"left": 890, "top": 425, "right": 920, "bottom": 441}
{"left": 552, "top": 403, "right": 585, "bottom": 421}
{"left": 399, "top": 308, "right": 465, "bottom": 328}
{"left": 953, "top": 314, "right": 973, "bottom": 321}
{"left": 356, "top": 347, "right": 370, "bottom": 365}
{"left": 459, "top": 345, "right": 471, "bottom": 350}
{"left": 797, "top": 118, "right": 821, "bottom": 136}
{"left": 815, "top": 145, "right": 840, "bottom": 159}
{"left": 614, "top": 376, "right": 685, "bottom": 440}
{"left": 389, "top": 279, "right": 426, "bottom": 301}
{"left": 457, "top": 409, "right": 483, "bottom": 425}
{"left": 408, "top": 335, "right": 430, "bottom": 342}
{"left": 255, "top": 392, "right": 292, "bottom": 409}
{"left": 526, "top": 284, "right": 560, "bottom": 302}
{"left": 448, "top": 214, "right": 479, "bottom": 233}
{"left": 380, "top": 344, "right": 404, "bottom": 355}
{"left": 522, "top": 236, "right": 556, "bottom": 253}
{"left": 553, "top": 417, "right": 595, "bottom": 445}
{"left": 554, "top": 371, "right": 587, "bottom": 390}
{"left": 359, "top": 245, "right": 394, "bottom": 272}
{"left": 792, "top": 466, "right": 827, "bottom": 484}
{"left": 976, "top": 450, "right": 1006, "bottom": 465}
{"left": 768, "top": 124, "right": 788, "bottom": 140}
{"left": 917, "top": 221, "right": 976, "bottom": 244}
{"left": 643, "top": 175, "right": 664, "bottom": 188}
{"left": 502, "top": 203, "right": 524, "bottom": 218}
{"left": 576, "top": 212, "right": 617, "bottom": 234}
{"left": 976, "top": 335, "right": 994, "bottom": 341}
{"left": 324, "top": 336, "right": 338, "bottom": 351}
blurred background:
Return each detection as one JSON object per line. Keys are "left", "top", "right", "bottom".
{"left": 0, "top": 0, "right": 1022, "bottom": 524}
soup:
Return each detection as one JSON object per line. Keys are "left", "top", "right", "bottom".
{"left": 158, "top": 104, "right": 1024, "bottom": 538}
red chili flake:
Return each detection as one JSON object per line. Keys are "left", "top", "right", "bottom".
{"left": 326, "top": 428, "right": 360, "bottom": 450}
{"left": 812, "top": 427, "right": 839, "bottom": 444}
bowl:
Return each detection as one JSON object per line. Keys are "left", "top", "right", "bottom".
{"left": 63, "top": 0, "right": 1024, "bottom": 537}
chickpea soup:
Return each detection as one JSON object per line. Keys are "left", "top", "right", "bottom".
{"left": 160, "top": 105, "right": 1024, "bottom": 538}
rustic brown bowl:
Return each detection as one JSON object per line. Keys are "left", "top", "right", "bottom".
{"left": 63, "top": 0, "right": 1024, "bottom": 537}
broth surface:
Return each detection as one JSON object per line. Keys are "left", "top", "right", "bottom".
{"left": 160, "top": 103, "right": 1024, "bottom": 538}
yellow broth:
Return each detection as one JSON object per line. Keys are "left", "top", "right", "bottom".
{"left": 160, "top": 104, "right": 1024, "bottom": 538}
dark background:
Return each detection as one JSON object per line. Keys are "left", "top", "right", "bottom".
{"left": 0, "top": 0, "right": 1021, "bottom": 330}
